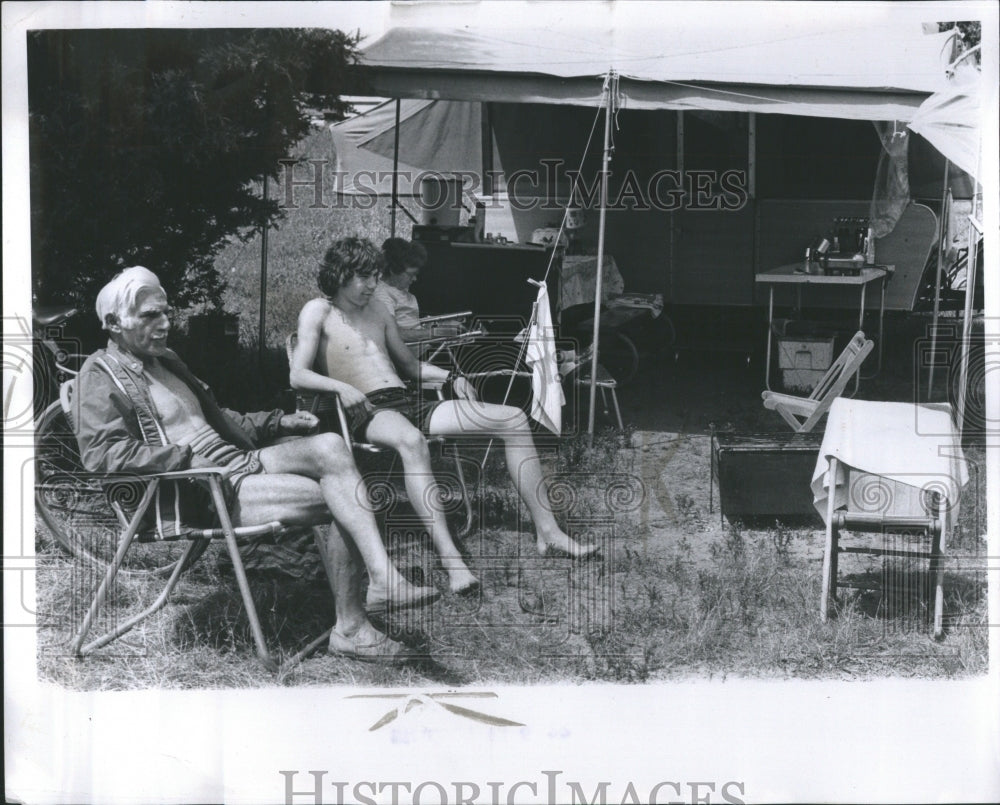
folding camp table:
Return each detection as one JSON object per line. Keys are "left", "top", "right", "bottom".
{"left": 756, "top": 263, "right": 890, "bottom": 391}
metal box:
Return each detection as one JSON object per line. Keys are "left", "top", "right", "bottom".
{"left": 778, "top": 335, "right": 835, "bottom": 392}
{"left": 711, "top": 431, "right": 824, "bottom": 520}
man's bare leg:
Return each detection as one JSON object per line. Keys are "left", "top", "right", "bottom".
{"left": 244, "top": 433, "right": 439, "bottom": 609}
{"left": 312, "top": 523, "right": 406, "bottom": 655}
{"left": 365, "top": 411, "right": 479, "bottom": 594}
{"left": 427, "top": 401, "right": 599, "bottom": 559}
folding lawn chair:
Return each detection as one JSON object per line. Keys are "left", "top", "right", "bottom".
{"left": 52, "top": 378, "right": 326, "bottom": 672}
{"left": 761, "top": 331, "right": 874, "bottom": 432}
{"left": 820, "top": 456, "right": 948, "bottom": 639}
{"left": 401, "top": 310, "right": 487, "bottom": 367}
{"left": 285, "top": 333, "right": 475, "bottom": 537}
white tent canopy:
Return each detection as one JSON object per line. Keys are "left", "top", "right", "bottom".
{"left": 907, "top": 68, "right": 983, "bottom": 179}
{"left": 359, "top": 3, "right": 958, "bottom": 120}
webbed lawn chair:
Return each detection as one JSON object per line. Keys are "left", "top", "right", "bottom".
{"left": 285, "top": 334, "right": 474, "bottom": 537}
{"left": 761, "top": 331, "right": 874, "bottom": 432}
{"left": 54, "top": 379, "right": 323, "bottom": 672}
{"left": 402, "top": 310, "right": 487, "bottom": 367}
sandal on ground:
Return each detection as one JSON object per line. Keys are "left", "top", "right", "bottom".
{"left": 453, "top": 578, "right": 482, "bottom": 598}
{"left": 328, "top": 628, "right": 418, "bottom": 664}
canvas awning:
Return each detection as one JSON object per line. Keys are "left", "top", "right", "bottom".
{"left": 359, "top": 3, "right": 957, "bottom": 121}
{"left": 907, "top": 68, "right": 983, "bottom": 180}
{"left": 330, "top": 98, "right": 499, "bottom": 195}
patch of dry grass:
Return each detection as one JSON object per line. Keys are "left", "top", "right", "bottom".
{"left": 35, "top": 430, "right": 988, "bottom": 690}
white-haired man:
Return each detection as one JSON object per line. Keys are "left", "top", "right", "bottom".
{"left": 75, "top": 266, "right": 438, "bottom": 663}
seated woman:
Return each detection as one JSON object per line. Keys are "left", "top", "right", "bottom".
{"left": 290, "top": 237, "right": 599, "bottom": 596}
{"left": 373, "top": 237, "right": 463, "bottom": 344}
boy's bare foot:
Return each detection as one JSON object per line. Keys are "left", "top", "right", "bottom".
{"left": 365, "top": 579, "right": 440, "bottom": 618}
{"left": 537, "top": 534, "right": 600, "bottom": 560}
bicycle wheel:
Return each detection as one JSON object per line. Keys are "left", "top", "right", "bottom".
{"left": 34, "top": 401, "right": 208, "bottom": 576}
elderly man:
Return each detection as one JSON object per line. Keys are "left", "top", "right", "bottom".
{"left": 290, "top": 237, "right": 599, "bottom": 596}
{"left": 75, "top": 267, "right": 439, "bottom": 663}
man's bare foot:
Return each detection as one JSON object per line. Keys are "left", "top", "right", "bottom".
{"left": 537, "top": 534, "right": 600, "bottom": 560}
{"left": 365, "top": 579, "right": 440, "bottom": 618}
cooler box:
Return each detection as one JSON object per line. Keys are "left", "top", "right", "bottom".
{"left": 711, "top": 431, "right": 824, "bottom": 520}
{"left": 777, "top": 334, "right": 835, "bottom": 392}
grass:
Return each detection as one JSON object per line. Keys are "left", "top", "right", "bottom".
{"left": 35, "top": 428, "right": 988, "bottom": 690}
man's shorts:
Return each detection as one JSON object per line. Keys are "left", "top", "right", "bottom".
{"left": 223, "top": 450, "right": 265, "bottom": 495}
{"left": 348, "top": 387, "right": 445, "bottom": 443}
{"left": 189, "top": 425, "right": 267, "bottom": 498}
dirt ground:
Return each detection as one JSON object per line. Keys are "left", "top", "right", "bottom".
{"left": 583, "top": 308, "right": 986, "bottom": 561}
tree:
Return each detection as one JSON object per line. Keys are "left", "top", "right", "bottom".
{"left": 28, "top": 29, "right": 360, "bottom": 312}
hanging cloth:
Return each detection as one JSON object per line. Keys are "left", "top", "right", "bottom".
{"left": 524, "top": 282, "right": 564, "bottom": 435}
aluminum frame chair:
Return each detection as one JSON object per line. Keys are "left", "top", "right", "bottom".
{"left": 559, "top": 344, "right": 624, "bottom": 430}
{"left": 58, "top": 379, "right": 323, "bottom": 672}
{"left": 285, "top": 334, "right": 474, "bottom": 537}
{"left": 761, "top": 331, "right": 874, "bottom": 433}
{"left": 402, "top": 310, "right": 486, "bottom": 366}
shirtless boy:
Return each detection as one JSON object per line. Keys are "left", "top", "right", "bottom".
{"left": 290, "top": 237, "right": 599, "bottom": 596}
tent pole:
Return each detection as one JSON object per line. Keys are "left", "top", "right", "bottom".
{"left": 391, "top": 98, "right": 401, "bottom": 237}
{"left": 927, "top": 161, "right": 950, "bottom": 398}
{"left": 588, "top": 71, "right": 616, "bottom": 440}
{"left": 258, "top": 174, "right": 269, "bottom": 379}
{"left": 955, "top": 213, "right": 981, "bottom": 439}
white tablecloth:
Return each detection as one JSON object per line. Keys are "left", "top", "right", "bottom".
{"left": 810, "top": 399, "right": 969, "bottom": 542}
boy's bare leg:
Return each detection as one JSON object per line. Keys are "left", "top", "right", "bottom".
{"left": 365, "top": 411, "right": 479, "bottom": 593}
{"left": 427, "top": 401, "right": 599, "bottom": 559}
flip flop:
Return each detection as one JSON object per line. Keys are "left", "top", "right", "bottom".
{"left": 453, "top": 578, "right": 482, "bottom": 598}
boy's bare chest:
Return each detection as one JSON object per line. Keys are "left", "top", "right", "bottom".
{"left": 323, "top": 307, "right": 384, "bottom": 348}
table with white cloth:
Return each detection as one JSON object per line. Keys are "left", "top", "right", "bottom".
{"left": 810, "top": 399, "right": 968, "bottom": 540}
{"left": 809, "top": 398, "right": 969, "bottom": 635}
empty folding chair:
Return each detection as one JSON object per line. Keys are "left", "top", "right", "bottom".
{"left": 762, "top": 331, "right": 874, "bottom": 432}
